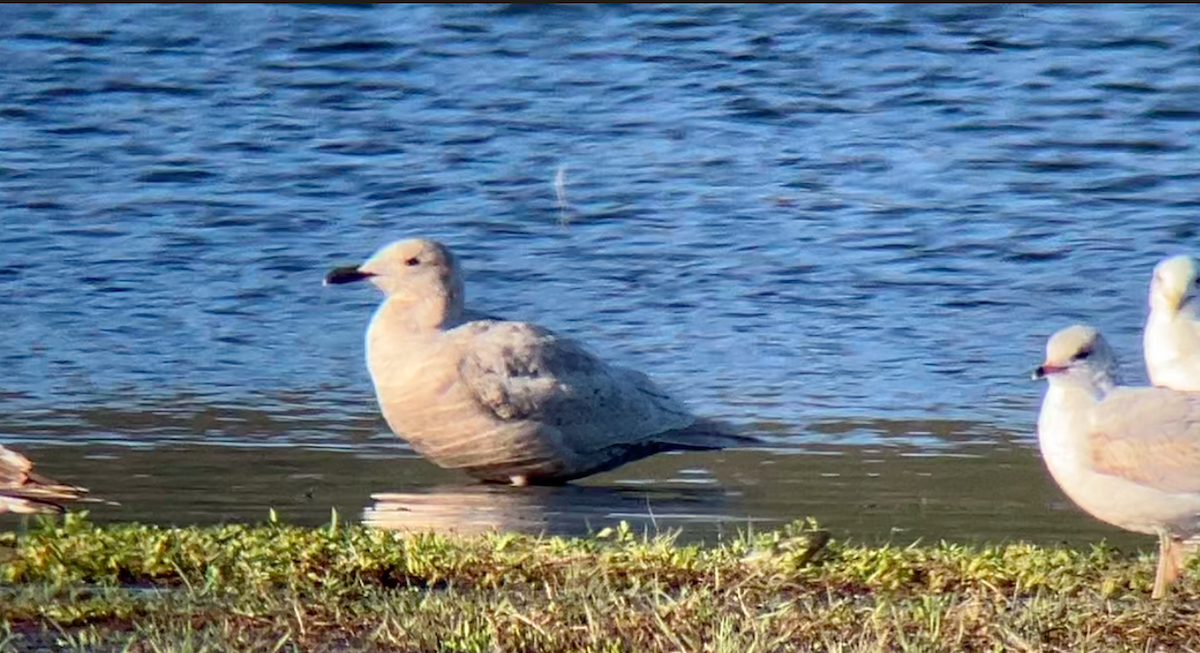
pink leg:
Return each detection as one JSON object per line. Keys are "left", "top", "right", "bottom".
{"left": 1153, "top": 533, "right": 1193, "bottom": 599}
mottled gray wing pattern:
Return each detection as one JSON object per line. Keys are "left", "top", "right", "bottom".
{"left": 454, "top": 320, "right": 694, "bottom": 452}
{"left": 1088, "top": 387, "right": 1200, "bottom": 495}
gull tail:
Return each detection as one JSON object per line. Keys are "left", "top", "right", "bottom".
{"left": 656, "top": 418, "right": 763, "bottom": 451}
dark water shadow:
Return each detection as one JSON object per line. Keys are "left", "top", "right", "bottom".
{"left": 363, "top": 482, "right": 742, "bottom": 537}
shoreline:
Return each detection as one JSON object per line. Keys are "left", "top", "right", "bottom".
{"left": 1, "top": 513, "right": 1196, "bottom": 652}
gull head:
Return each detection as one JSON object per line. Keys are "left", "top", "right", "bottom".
{"left": 1032, "top": 324, "right": 1119, "bottom": 390}
{"left": 1149, "top": 254, "right": 1200, "bottom": 313}
{"left": 324, "top": 238, "right": 464, "bottom": 304}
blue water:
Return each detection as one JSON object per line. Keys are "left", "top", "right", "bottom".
{"left": 2, "top": 4, "right": 1199, "bottom": 542}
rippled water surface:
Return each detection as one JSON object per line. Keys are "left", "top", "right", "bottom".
{"left": 3, "top": 4, "right": 1200, "bottom": 546}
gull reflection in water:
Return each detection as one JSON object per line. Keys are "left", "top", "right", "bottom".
{"left": 363, "top": 483, "right": 745, "bottom": 538}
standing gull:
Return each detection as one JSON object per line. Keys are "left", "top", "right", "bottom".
{"left": 326, "top": 238, "right": 753, "bottom": 485}
{"left": 1034, "top": 324, "right": 1200, "bottom": 598}
{"left": 1144, "top": 254, "right": 1200, "bottom": 391}
{"left": 0, "top": 445, "right": 93, "bottom": 514}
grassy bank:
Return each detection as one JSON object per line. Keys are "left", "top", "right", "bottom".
{"left": 1, "top": 513, "right": 1197, "bottom": 652}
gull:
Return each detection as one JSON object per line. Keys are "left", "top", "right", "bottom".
{"left": 0, "top": 445, "right": 93, "bottom": 514}
{"left": 1034, "top": 324, "right": 1200, "bottom": 598}
{"left": 1144, "top": 254, "right": 1200, "bottom": 391}
{"left": 325, "top": 237, "right": 754, "bottom": 485}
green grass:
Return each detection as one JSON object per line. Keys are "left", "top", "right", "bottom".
{"left": 2, "top": 512, "right": 1198, "bottom": 652}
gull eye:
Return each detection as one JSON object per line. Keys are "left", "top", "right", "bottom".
{"left": 405, "top": 257, "right": 420, "bottom": 267}
{"left": 1073, "top": 349, "right": 1091, "bottom": 361}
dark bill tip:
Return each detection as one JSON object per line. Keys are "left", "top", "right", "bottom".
{"left": 324, "top": 265, "right": 374, "bottom": 286}
{"left": 1030, "top": 364, "right": 1064, "bottom": 381}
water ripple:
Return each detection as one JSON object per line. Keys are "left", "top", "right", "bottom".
{"left": 1, "top": 3, "right": 1199, "bottom": 535}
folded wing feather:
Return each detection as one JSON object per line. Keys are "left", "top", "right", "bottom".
{"left": 455, "top": 320, "right": 695, "bottom": 453}
{"left": 1088, "top": 388, "right": 1200, "bottom": 495}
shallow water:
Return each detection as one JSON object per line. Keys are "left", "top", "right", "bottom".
{"left": 3, "top": 4, "right": 1199, "bottom": 547}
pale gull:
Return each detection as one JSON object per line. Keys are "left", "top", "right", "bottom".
{"left": 325, "top": 237, "right": 754, "bottom": 486}
{"left": 0, "top": 445, "right": 93, "bottom": 514}
{"left": 1034, "top": 324, "right": 1200, "bottom": 598}
{"left": 1144, "top": 254, "right": 1200, "bottom": 391}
